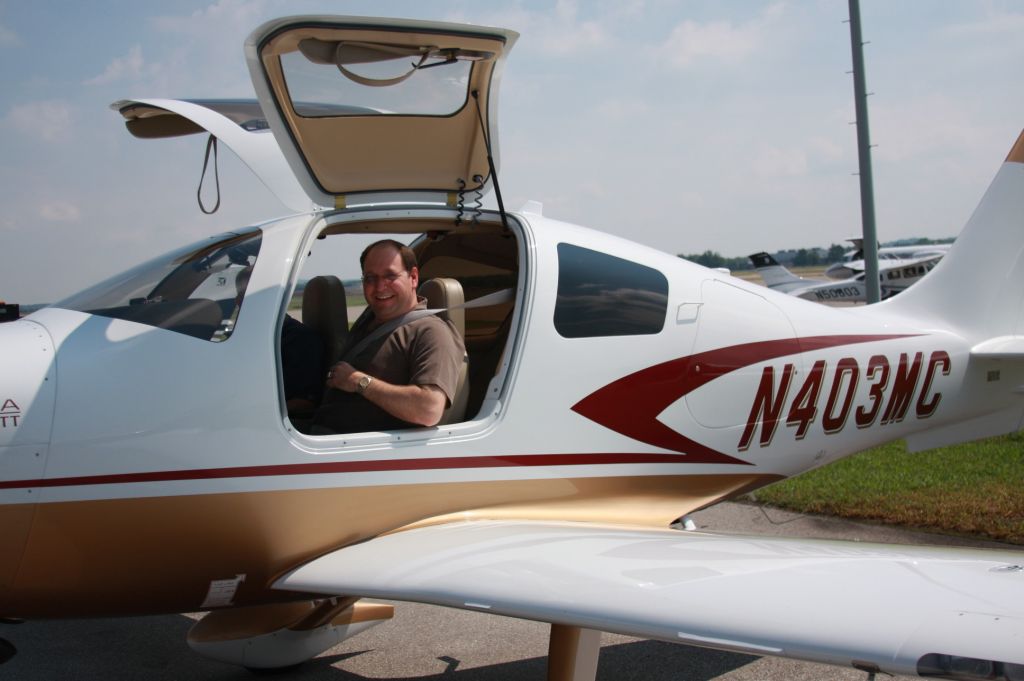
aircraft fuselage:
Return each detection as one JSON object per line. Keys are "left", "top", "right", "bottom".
{"left": 0, "top": 207, "right": 1012, "bottom": 619}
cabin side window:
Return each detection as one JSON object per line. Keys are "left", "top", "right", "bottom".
{"left": 554, "top": 243, "right": 668, "bottom": 338}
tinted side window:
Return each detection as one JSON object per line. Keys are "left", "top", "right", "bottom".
{"left": 554, "top": 244, "right": 668, "bottom": 338}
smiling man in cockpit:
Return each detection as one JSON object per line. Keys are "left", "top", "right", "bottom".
{"left": 313, "top": 239, "right": 464, "bottom": 434}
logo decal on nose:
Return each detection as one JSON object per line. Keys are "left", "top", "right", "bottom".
{"left": 0, "top": 398, "right": 21, "bottom": 428}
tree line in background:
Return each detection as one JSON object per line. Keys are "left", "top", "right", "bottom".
{"left": 679, "top": 237, "right": 954, "bottom": 271}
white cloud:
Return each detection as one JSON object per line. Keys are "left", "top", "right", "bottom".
{"left": 39, "top": 201, "right": 81, "bottom": 222}
{"left": 4, "top": 100, "right": 72, "bottom": 143}
{"left": 751, "top": 146, "right": 808, "bottom": 177}
{"left": 0, "top": 21, "right": 18, "bottom": 47}
{"left": 151, "top": 0, "right": 270, "bottom": 40}
{"left": 654, "top": 3, "right": 786, "bottom": 69}
{"left": 459, "top": 1, "right": 611, "bottom": 57}
{"left": 544, "top": 20, "right": 608, "bottom": 54}
{"left": 138, "top": 0, "right": 272, "bottom": 95}
{"left": 942, "top": 9, "right": 1024, "bottom": 38}
{"left": 85, "top": 45, "right": 144, "bottom": 85}
{"left": 608, "top": 0, "right": 646, "bottom": 20}
{"left": 595, "top": 97, "right": 651, "bottom": 121}
{"left": 543, "top": 19, "right": 608, "bottom": 55}
{"left": 527, "top": 0, "right": 612, "bottom": 56}
{"left": 871, "top": 95, "right": 984, "bottom": 164}
{"left": 661, "top": 20, "right": 757, "bottom": 68}
{"left": 808, "top": 136, "right": 846, "bottom": 162}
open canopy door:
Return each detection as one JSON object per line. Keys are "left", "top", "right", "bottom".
{"left": 245, "top": 16, "right": 518, "bottom": 208}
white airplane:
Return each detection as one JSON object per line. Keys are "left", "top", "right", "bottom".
{"left": 749, "top": 250, "right": 942, "bottom": 302}
{"left": 824, "top": 238, "right": 951, "bottom": 280}
{"left": 2, "top": 15, "right": 1023, "bottom": 681}
{"left": 749, "top": 251, "right": 869, "bottom": 302}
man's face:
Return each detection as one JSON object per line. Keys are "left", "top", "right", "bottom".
{"left": 362, "top": 244, "right": 420, "bottom": 323}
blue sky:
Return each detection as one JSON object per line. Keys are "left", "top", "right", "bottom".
{"left": 1, "top": 0, "right": 1022, "bottom": 303}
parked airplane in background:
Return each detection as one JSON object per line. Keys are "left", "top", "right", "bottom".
{"left": 2, "top": 15, "right": 1023, "bottom": 681}
{"left": 825, "top": 237, "right": 951, "bottom": 280}
{"left": 751, "top": 250, "right": 943, "bottom": 302}
{"left": 749, "top": 251, "right": 868, "bottom": 303}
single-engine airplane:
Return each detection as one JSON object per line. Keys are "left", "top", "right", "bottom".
{"left": 749, "top": 251, "right": 869, "bottom": 302}
{"left": 824, "top": 237, "right": 951, "bottom": 280}
{"left": 748, "top": 250, "right": 942, "bottom": 302}
{"left": 2, "top": 15, "right": 1023, "bottom": 681}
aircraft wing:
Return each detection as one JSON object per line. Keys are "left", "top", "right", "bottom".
{"left": 972, "top": 336, "right": 1024, "bottom": 359}
{"left": 276, "top": 520, "right": 1024, "bottom": 677}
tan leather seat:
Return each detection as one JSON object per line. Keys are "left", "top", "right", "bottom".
{"left": 302, "top": 275, "right": 349, "bottom": 366}
{"left": 418, "top": 278, "right": 468, "bottom": 425}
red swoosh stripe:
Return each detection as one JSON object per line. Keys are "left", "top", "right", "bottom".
{"left": 0, "top": 453, "right": 698, "bottom": 490}
{"left": 571, "top": 334, "right": 916, "bottom": 464}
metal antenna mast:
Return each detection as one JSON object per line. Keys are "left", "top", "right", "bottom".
{"left": 847, "top": 0, "right": 881, "bottom": 303}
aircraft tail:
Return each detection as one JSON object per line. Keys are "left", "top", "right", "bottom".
{"left": 877, "top": 131, "right": 1024, "bottom": 451}
{"left": 748, "top": 252, "right": 810, "bottom": 292}
{"left": 882, "top": 130, "right": 1024, "bottom": 345}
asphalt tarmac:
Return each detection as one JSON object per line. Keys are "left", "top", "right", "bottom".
{"left": 2, "top": 502, "right": 1018, "bottom": 681}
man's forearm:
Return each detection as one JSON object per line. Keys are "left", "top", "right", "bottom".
{"left": 360, "top": 377, "right": 446, "bottom": 427}
{"left": 326, "top": 361, "right": 447, "bottom": 427}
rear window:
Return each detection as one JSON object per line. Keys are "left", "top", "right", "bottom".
{"left": 554, "top": 243, "right": 668, "bottom": 338}
{"left": 280, "top": 48, "right": 473, "bottom": 117}
{"left": 54, "top": 230, "right": 262, "bottom": 342}
{"left": 418, "top": 253, "right": 516, "bottom": 338}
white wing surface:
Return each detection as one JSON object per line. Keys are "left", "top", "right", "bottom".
{"left": 276, "top": 520, "right": 1024, "bottom": 678}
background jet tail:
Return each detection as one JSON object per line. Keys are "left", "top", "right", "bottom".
{"left": 882, "top": 130, "right": 1024, "bottom": 343}
{"left": 748, "top": 252, "right": 809, "bottom": 291}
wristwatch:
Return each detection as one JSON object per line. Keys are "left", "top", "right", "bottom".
{"left": 356, "top": 374, "right": 373, "bottom": 394}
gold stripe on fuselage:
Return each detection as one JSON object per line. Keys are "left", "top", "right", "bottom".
{"left": 1, "top": 473, "right": 777, "bottom": 618}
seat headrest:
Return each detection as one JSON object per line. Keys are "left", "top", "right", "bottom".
{"left": 302, "top": 275, "right": 349, "bottom": 362}
{"left": 419, "top": 278, "right": 465, "bottom": 339}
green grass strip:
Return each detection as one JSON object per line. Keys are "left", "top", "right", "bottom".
{"left": 750, "top": 432, "right": 1024, "bottom": 544}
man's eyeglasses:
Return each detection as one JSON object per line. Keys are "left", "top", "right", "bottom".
{"left": 361, "top": 271, "right": 407, "bottom": 286}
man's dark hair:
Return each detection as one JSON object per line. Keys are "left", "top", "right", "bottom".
{"left": 360, "top": 239, "right": 418, "bottom": 272}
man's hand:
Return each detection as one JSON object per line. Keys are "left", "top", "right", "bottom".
{"left": 326, "top": 362, "right": 446, "bottom": 427}
{"left": 325, "top": 361, "right": 361, "bottom": 393}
